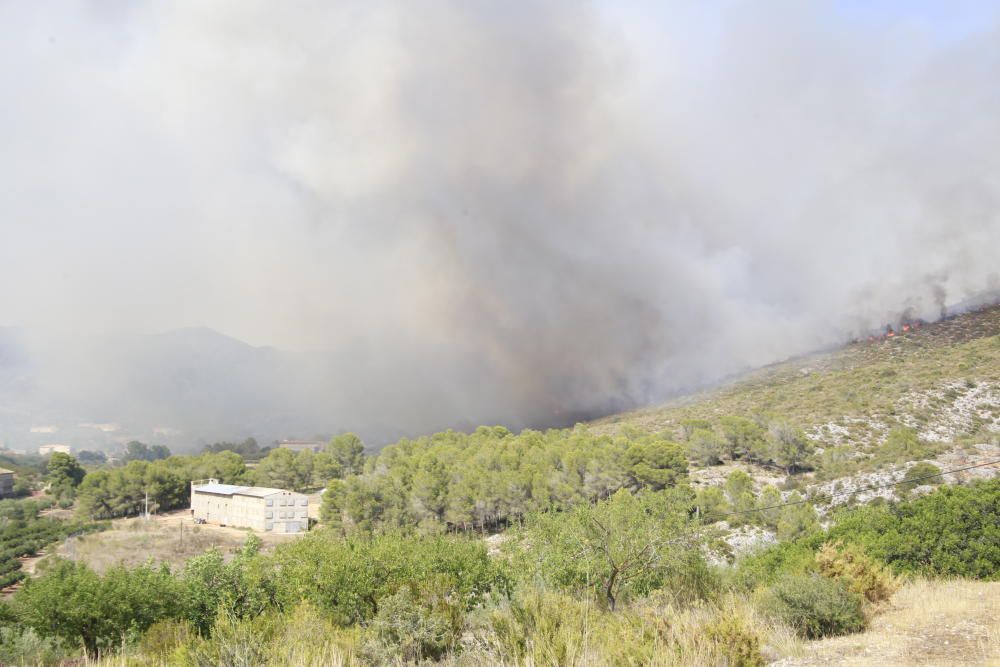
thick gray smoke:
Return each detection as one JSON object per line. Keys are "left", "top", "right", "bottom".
{"left": 1, "top": 2, "right": 999, "bottom": 447}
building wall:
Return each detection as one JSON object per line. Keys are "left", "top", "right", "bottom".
{"left": 278, "top": 441, "right": 324, "bottom": 453}
{"left": 191, "top": 488, "right": 309, "bottom": 533}
{"left": 0, "top": 473, "right": 13, "bottom": 498}
{"left": 191, "top": 491, "right": 267, "bottom": 530}
{"left": 266, "top": 493, "right": 310, "bottom": 533}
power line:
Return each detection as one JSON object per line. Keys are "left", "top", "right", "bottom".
{"left": 699, "top": 457, "right": 1000, "bottom": 522}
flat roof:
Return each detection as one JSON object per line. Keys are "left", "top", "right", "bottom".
{"left": 192, "top": 482, "right": 300, "bottom": 498}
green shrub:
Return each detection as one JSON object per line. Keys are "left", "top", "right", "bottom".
{"left": 776, "top": 493, "right": 819, "bottom": 541}
{"left": 898, "top": 462, "right": 942, "bottom": 493}
{"left": 731, "top": 536, "right": 823, "bottom": 592}
{"left": 877, "top": 427, "right": 936, "bottom": 464}
{"left": 681, "top": 419, "right": 714, "bottom": 440}
{"left": 694, "top": 486, "right": 729, "bottom": 522}
{"left": 761, "top": 574, "right": 867, "bottom": 639}
{"left": 688, "top": 428, "right": 725, "bottom": 466}
{"left": 362, "top": 586, "right": 458, "bottom": 663}
{"left": 658, "top": 547, "right": 722, "bottom": 606}
{"left": 13, "top": 559, "right": 181, "bottom": 657}
{"left": 519, "top": 488, "right": 696, "bottom": 610}
{"left": 274, "top": 531, "right": 510, "bottom": 625}
{"left": 828, "top": 479, "right": 1000, "bottom": 579}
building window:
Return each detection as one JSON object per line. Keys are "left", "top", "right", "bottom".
{"left": 299, "top": 498, "right": 307, "bottom": 506}
{"left": 266, "top": 499, "right": 273, "bottom": 506}
{"left": 299, "top": 511, "right": 307, "bottom": 518}
{"left": 265, "top": 522, "right": 273, "bottom": 531}
{"left": 266, "top": 511, "right": 273, "bottom": 519}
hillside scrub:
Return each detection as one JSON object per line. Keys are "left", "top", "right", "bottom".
{"left": 897, "top": 460, "right": 942, "bottom": 493}
{"left": 591, "top": 308, "right": 1000, "bottom": 473}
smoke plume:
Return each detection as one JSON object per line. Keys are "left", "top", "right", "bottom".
{"left": 1, "top": 2, "right": 999, "bottom": 446}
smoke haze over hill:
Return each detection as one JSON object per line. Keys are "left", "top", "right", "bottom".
{"left": 1, "top": 2, "right": 999, "bottom": 446}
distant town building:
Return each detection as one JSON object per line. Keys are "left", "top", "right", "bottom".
{"left": 278, "top": 439, "right": 325, "bottom": 453}
{"left": 79, "top": 423, "right": 121, "bottom": 433}
{"left": 38, "top": 444, "right": 72, "bottom": 456}
{"left": 0, "top": 469, "right": 13, "bottom": 498}
{"left": 190, "top": 479, "right": 308, "bottom": 533}
{"left": 30, "top": 426, "right": 59, "bottom": 434}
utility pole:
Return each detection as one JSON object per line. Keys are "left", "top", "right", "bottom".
{"left": 144, "top": 491, "right": 149, "bottom": 521}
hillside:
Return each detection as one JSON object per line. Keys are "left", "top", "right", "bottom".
{"left": 591, "top": 305, "right": 1000, "bottom": 487}
{"left": 593, "top": 304, "right": 1000, "bottom": 441}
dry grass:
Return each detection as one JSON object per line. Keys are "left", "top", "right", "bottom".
{"left": 773, "top": 579, "right": 1000, "bottom": 667}
{"left": 53, "top": 511, "right": 300, "bottom": 573}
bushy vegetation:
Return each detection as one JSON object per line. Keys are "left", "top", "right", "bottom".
{"left": 518, "top": 488, "right": 703, "bottom": 610}
{"left": 898, "top": 461, "right": 942, "bottom": 493}
{"left": 0, "top": 460, "right": 992, "bottom": 664}
{"left": 275, "top": 532, "right": 510, "bottom": 625}
{"left": 760, "top": 573, "right": 867, "bottom": 639}
{"left": 827, "top": 478, "right": 1000, "bottom": 578}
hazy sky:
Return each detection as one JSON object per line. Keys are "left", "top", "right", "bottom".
{"left": 2, "top": 1, "right": 999, "bottom": 440}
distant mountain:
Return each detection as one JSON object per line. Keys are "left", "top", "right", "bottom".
{"left": 0, "top": 327, "right": 330, "bottom": 452}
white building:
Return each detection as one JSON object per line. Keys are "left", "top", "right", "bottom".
{"left": 277, "top": 439, "right": 325, "bottom": 453}
{"left": 38, "top": 444, "right": 72, "bottom": 456}
{"left": 190, "top": 479, "right": 308, "bottom": 534}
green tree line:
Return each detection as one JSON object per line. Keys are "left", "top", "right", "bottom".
{"left": 321, "top": 425, "right": 688, "bottom": 533}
